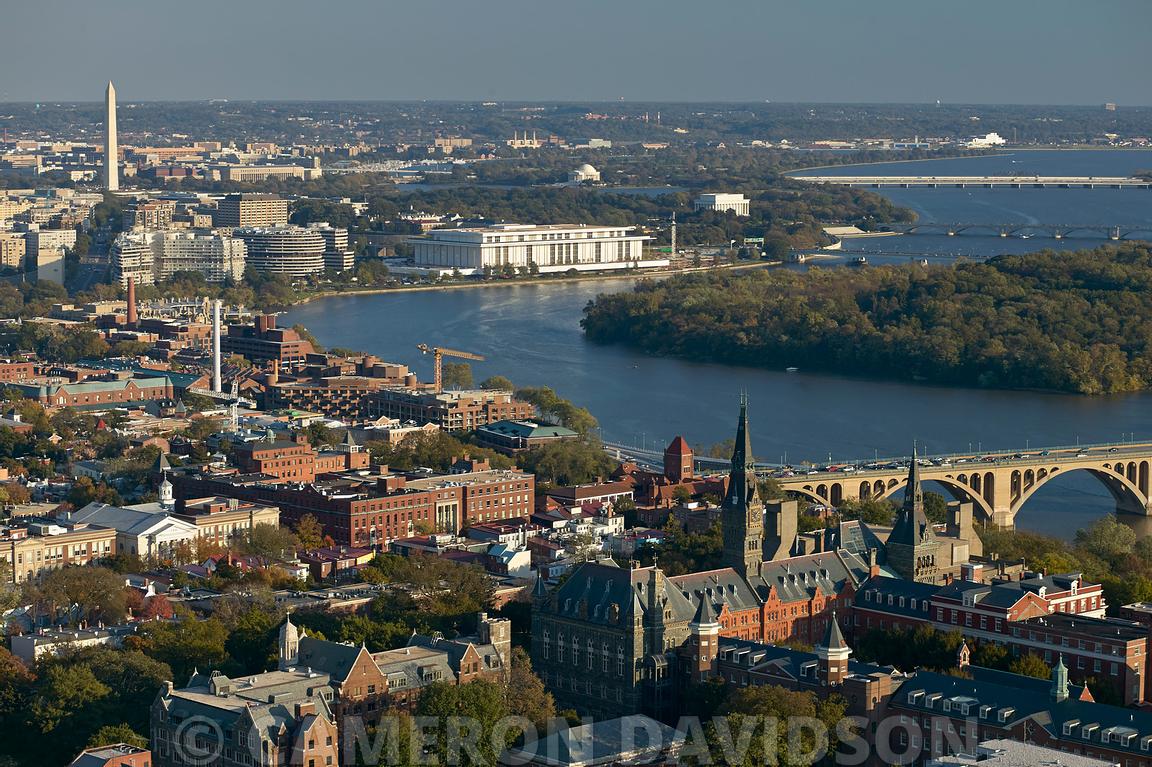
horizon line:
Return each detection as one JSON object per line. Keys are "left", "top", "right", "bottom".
{"left": 2, "top": 98, "right": 1150, "bottom": 109}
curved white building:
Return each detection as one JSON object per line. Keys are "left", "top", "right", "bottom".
{"left": 233, "top": 226, "right": 325, "bottom": 277}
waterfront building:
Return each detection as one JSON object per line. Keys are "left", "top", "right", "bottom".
{"left": 368, "top": 388, "right": 535, "bottom": 432}
{"left": 967, "top": 132, "right": 1007, "bottom": 147}
{"left": 474, "top": 419, "right": 580, "bottom": 454}
{"left": 233, "top": 226, "right": 326, "bottom": 277}
{"left": 212, "top": 193, "right": 289, "bottom": 227}
{"left": 408, "top": 223, "right": 662, "bottom": 275}
{"left": 694, "top": 192, "right": 750, "bottom": 216}
{"left": 309, "top": 222, "right": 355, "bottom": 272}
{"left": 110, "top": 230, "right": 247, "bottom": 287}
{"left": 222, "top": 315, "right": 315, "bottom": 364}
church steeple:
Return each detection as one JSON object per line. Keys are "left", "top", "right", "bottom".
{"left": 722, "top": 395, "right": 763, "bottom": 579}
{"left": 887, "top": 445, "right": 940, "bottom": 583}
{"left": 904, "top": 444, "right": 924, "bottom": 516}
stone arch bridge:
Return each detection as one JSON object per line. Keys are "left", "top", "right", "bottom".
{"left": 777, "top": 446, "right": 1152, "bottom": 528}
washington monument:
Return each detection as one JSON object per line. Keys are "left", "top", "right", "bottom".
{"left": 104, "top": 81, "right": 118, "bottom": 191}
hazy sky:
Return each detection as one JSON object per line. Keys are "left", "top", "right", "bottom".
{"left": 3, "top": 0, "right": 1149, "bottom": 104}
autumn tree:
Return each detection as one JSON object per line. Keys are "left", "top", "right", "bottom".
{"left": 506, "top": 648, "right": 555, "bottom": 729}
{"left": 295, "top": 513, "right": 326, "bottom": 551}
{"left": 29, "top": 566, "right": 128, "bottom": 627}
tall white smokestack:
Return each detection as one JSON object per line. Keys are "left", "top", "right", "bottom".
{"left": 104, "top": 81, "right": 119, "bottom": 192}
{"left": 212, "top": 300, "right": 222, "bottom": 393}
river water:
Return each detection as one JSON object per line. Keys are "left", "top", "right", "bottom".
{"left": 286, "top": 150, "right": 1152, "bottom": 537}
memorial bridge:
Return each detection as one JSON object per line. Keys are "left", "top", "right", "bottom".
{"left": 606, "top": 440, "right": 1152, "bottom": 528}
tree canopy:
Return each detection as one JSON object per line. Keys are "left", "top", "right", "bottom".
{"left": 583, "top": 243, "right": 1152, "bottom": 394}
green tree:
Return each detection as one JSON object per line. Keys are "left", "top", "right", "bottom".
{"left": 87, "top": 723, "right": 149, "bottom": 750}
{"left": 30, "top": 566, "right": 128, "bottom": 627}
{"left": 66, "top": 476, "right": 123, "bottom": 509}
{"left": 242, "top": 523, "right": 298, "bottom": 560}
{"left": 479, "top": 375, "right": 514, "bottom": 391}
{"left": 132, "top": 618, "right": 229, "bottom": 682}
{"left": 923, "top": 491, "right": 949, "bottom": 524}
{"left": 517, "top": 439, "right": 616, "bottom": 487}
{"left": 295, "top": 513, "right": 327, "bottom": 551}
{"left": 441, "top": 361, "right": 473, "bottom": 390}
{"left": 1075, "top": 515, "right": 1137, "bottom": 561}
{"left": 506, "top": 647, "right": 555, "bottom": 729}
{"left": 1008, "top": 653, "right": 1051, "bottom": 679}
{"left": 416, "top": 681, "right": 511, "bottom": 767}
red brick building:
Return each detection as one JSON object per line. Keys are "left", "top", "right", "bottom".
{"left": 223, "top": 315, "right": 315, "bottom": 364}
{"left": 853, "top": 574, "right": 1144, "bottom": 704}
{"left": 231, "top": 432, "right": 370, "bottom": 482}
{"left": 172, "top": 464, "right": 534, "bottom": 547}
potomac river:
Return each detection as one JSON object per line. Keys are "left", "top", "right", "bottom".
{"left": 285, "top": 150, "right": 1152, "bottom": 537}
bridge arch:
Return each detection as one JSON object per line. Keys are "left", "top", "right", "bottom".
{"left": 793, "top": 486, "right": 827, "bottom": 506}
{"left": 881, "top": 476, "right": 995, "bottom": 522}
{"left": 1014, "top": 465, "right": 1151, "bottom": 519}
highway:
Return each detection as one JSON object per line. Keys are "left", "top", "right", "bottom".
{"left": 603, "top": 438, "right": 1152, "bottom": 479}
{"left": 790, "top": 175, "right": 1152, "bottom": 189}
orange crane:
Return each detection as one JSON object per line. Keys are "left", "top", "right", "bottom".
{"left": 416, "top": 343, "right": 485, "bottom": 393}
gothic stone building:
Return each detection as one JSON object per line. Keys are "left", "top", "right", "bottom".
{"left": 530, "top": 561, "right": 696, "bottom": 720}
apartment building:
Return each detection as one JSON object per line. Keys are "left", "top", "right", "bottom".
{"left": 212, "top": 193, "right": 289, "bottom": 228}
{"left": 368, "top": 388, "right": 535, "bottom": 432}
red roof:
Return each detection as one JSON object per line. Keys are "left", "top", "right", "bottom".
{"left": 665, "top": 436, "right": 691, "bottom": 455}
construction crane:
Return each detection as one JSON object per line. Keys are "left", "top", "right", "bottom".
{"left": 416, "top": 343, "right": 485, "bottom": 393}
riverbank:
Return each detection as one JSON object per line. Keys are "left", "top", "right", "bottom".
{"left": 288, "top": 259, "right": 776, "bottom": 307}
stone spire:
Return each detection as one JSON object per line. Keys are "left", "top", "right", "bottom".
{"left": 104, "top": 81, "right": 119, "bottom": 192}
{"left": 278, "top": 613, "right": 300, "bottom": 670}
{"left": 887, "top": 446, "right": 940, "bottom": 583}
{"left": 1051, "top": 654, "right": 1069, "bottom": 702}
{"left": 721, "top": 395, "right": 764, "bottom": 579}
{"left": 690, "top": 594, "right": 720, "bottom": 630}
{"left": 903, "top": 443, "right": 925, "bottom": 517}
{"left": 158, "top": 472, "right": 174, "bottom": 510}
{"left": 815, "top": 611, "right": 851, "bottom": 686}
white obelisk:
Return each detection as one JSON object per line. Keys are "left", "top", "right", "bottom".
{"left": 104, "top": 81, "right": 119, "bottom": 191}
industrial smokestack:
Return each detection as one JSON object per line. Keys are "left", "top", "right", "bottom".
{"left": 212, "top": 299, "right": 222, "bottom": 393}
{"left": 126, "top": 276, "right": 137, "bottom": 327}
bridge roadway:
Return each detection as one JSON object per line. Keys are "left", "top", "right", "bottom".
{"left": 867, "top": 222, "right": 1152, "bottom": 240}
{"left": 791, "top": 175, "right": 1152, "bottom": 189}
{"left": 604, "top": 440, "right": 1152, "bottom": 528}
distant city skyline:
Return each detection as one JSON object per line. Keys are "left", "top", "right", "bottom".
{"left": 1, "top": 0, "right": 1148, "bottom": 106}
